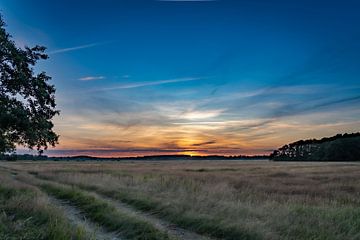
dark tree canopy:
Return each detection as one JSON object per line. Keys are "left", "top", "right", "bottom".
{"left": 270, "top": 132, "right": 360, "bottom": 161}
{"left": 0, "top": 15, "right": 59, "bottom": 154}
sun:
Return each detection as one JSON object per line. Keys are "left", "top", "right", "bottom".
{"left": 181, "top": 151, "right": 204, "bottom": 157}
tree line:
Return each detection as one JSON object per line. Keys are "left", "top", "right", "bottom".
{"left": 270, "top": 132, "right": 360, "bottom": 161}
{"left": 0, "top": 154, "right": 269, "bottom": 161}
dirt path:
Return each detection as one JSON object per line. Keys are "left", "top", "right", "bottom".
{"left": 47, "top": 195, "right": 121, "bottom": 240}
{"left": 86, "top": 191, "right": 212, "bottom": 240}
{"left": 27, "top": 173, "right": 213, "bottom": 240}
{"left": 4, "top": 165, "right": 213, "bottom": 240}
{"left": 6, "top": 168, "right": 122, "bottom": 240}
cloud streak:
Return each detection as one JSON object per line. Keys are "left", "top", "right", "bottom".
{"left": 94, "top": 77, "right": 204, "bottom": 91}
{"left": 79, "top": 76, "right": 105, "bottom": 81}
{"left": 181, "top": 109, "right": 224, "bottom": 120}
{"left": 192, "top": 140, "right": 216, "bottom": 146}
{"left": 268, "top": 95, "right": 360, "bottom": 118}
{"left": 48, "top": 42, "right": 109, "bottom": 54}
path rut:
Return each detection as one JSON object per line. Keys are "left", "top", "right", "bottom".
{"left": 87, "top": 191, "right": 212, "bottom": 240}
{"left": 47, "top": 195, "right": 121, "bottom": 240}
{"left": 7, "top": 168, "right": 122, "bottom": 240}
{"left": 6, "top": 165, "right": 214, "bottom": 240}
{"left": 30, "top": 174, "right": 213, "bottom": 240}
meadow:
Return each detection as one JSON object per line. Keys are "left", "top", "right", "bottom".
{"left": 1, "top": 160, "right": 360, "bottom": 240}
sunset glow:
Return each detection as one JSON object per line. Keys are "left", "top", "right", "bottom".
{"left": 2, "top": 0, "right": 359, "bottom": 157}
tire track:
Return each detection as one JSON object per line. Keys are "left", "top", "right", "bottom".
{"left": 31, "top": 174, "right": 213, "bottom": 240}
{"left": 86, "top": 191, "right": 212, "bottom": 240}
{"left": 11, "top": 170, "right": 122, "bottom": 240}
{"left": 47, "top": 195, "right": 121, "bottom": 240}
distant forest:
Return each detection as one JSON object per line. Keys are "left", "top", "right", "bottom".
{"left": 0, "top": 154, "right": 269, "bottom": 161}
{"left": 270, "top": 132, "right": 360, "bottom": 161}
{"left": 2, "top": 133, "right": 360, "bottom": 161}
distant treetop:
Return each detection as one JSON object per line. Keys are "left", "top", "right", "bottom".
{"left": 270, "top": 132, "right": 360, "bottom": 161}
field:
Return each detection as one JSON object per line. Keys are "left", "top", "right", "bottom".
{"left": 1, "top": 160, "right": 360, "bottom": 240}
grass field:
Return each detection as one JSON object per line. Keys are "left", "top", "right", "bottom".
{"left": 1, "top": 160, "right": 360, "bottom": 240}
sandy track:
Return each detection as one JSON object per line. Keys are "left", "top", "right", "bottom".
{"left": 47, "top": 195, "right": 121, "bottom": 240}
{"left": 86, "top": 191, "right": 212, "bottom": 240}
{"left": 4, "top": 165, "right": 212, "bottom": 240}
{"left": 5, "top": 168, "right": 122, "bottom": 240}
{"left": 30, "top": 174, "right": 213, "bottom": 240}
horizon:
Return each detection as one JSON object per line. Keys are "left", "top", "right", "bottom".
{"left": 8, "top": 153, "right": 270, "bottom": 158}
{"left": 1, "top": 0, "right": 360, "bottom": 157}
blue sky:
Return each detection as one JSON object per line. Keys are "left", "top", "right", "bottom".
{"left": 1, "top": 0, "right": 359, "bottom": 156}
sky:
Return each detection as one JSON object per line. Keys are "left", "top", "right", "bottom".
{"left": 1, "top": 0, "right": 359, "bottom": 157}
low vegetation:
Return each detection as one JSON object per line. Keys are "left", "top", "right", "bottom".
{"left": 2, "top": 160, "right": 360, "bottom": 239}
{"left": 36, "top": 174, "right": 262, "bottom": 240}
{"left": 0, "top": 171, "right": 86, "bottom": 240}
{"left": 39, "top": 182, "right": 172, "bottom": 240}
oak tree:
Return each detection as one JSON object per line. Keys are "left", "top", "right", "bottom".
{"left": 0, "top": 15, "right": 59, "bottom": 154}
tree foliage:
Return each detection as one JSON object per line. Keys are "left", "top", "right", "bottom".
{"left": 0, "top": 15, "right": 59, "bottom": 154}
{"left": 270, "top": 132, "right": 360, "bottom": 161}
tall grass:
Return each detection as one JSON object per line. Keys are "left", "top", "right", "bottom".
{"left": 0, "top": 172, "right": 86, "bottom": 240}
{"left": 37, "top": 178, "right": 262, "bottom": 240}
{"left": 2, "top": 160, "right": 360, "bottom": 239}
{"left": 39, "top": 182, "right": 173, "bottom": 240}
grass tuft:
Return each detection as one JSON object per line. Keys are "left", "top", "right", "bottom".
{"left": 0, "top": 181, "right": 85, "bottom": 240}
{"left": 41, "top": 183, "right": 173, "bottom": 240}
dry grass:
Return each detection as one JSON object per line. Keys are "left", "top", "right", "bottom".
{"left": 0, "top": 169, "right": 87, "bottom": 240}
{"left": 1, "top": 160, "right": 360, "bottom": 239}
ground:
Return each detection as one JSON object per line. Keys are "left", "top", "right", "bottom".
{"left": 1, "top": 160, "right": 360, "bottom": 240}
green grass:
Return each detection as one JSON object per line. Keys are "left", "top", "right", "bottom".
{"left": 40, "top": 183, "right": 173, "bottom": 240}
{"left": 0, "top": 185, "right": 86, "bottom": 240}
{"left": 32, "top": 168, "right": 360, "bottom": 240}
{"left": 36, "top": 175, "right": 261, "bottom": 240}
{"left": 6, "top": 160, "right": 360, "bottom": 240}
{"left": 102, "top": 189, "right": 261, "bottom": 240}
{"left": 275, "top": 205, "right": 360, "bottom": 240}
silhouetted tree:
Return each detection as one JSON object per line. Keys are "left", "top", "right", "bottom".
{"left": 0, "top": 15, "right": 59, "bottom": 154}
{"left": 270, "top": 132, "right": 360, "bottom": 161}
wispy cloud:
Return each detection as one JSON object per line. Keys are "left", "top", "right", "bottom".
{"left": 48, "top": 42, "right": 109, "bottom": 54}
{"left": 95, "top": 77, "right": 203, "bottom": 91}
{"left": 79, "top": 76, "right": 105, "bottom": 81}
{"left": 267, "top": 95, "right": 360, "bottom": 118}
{"left": 181, "top": 109, "right": 224, "bottom": 120}
{"left": 192, "top": 140, "right": 216, "bottom": 146}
